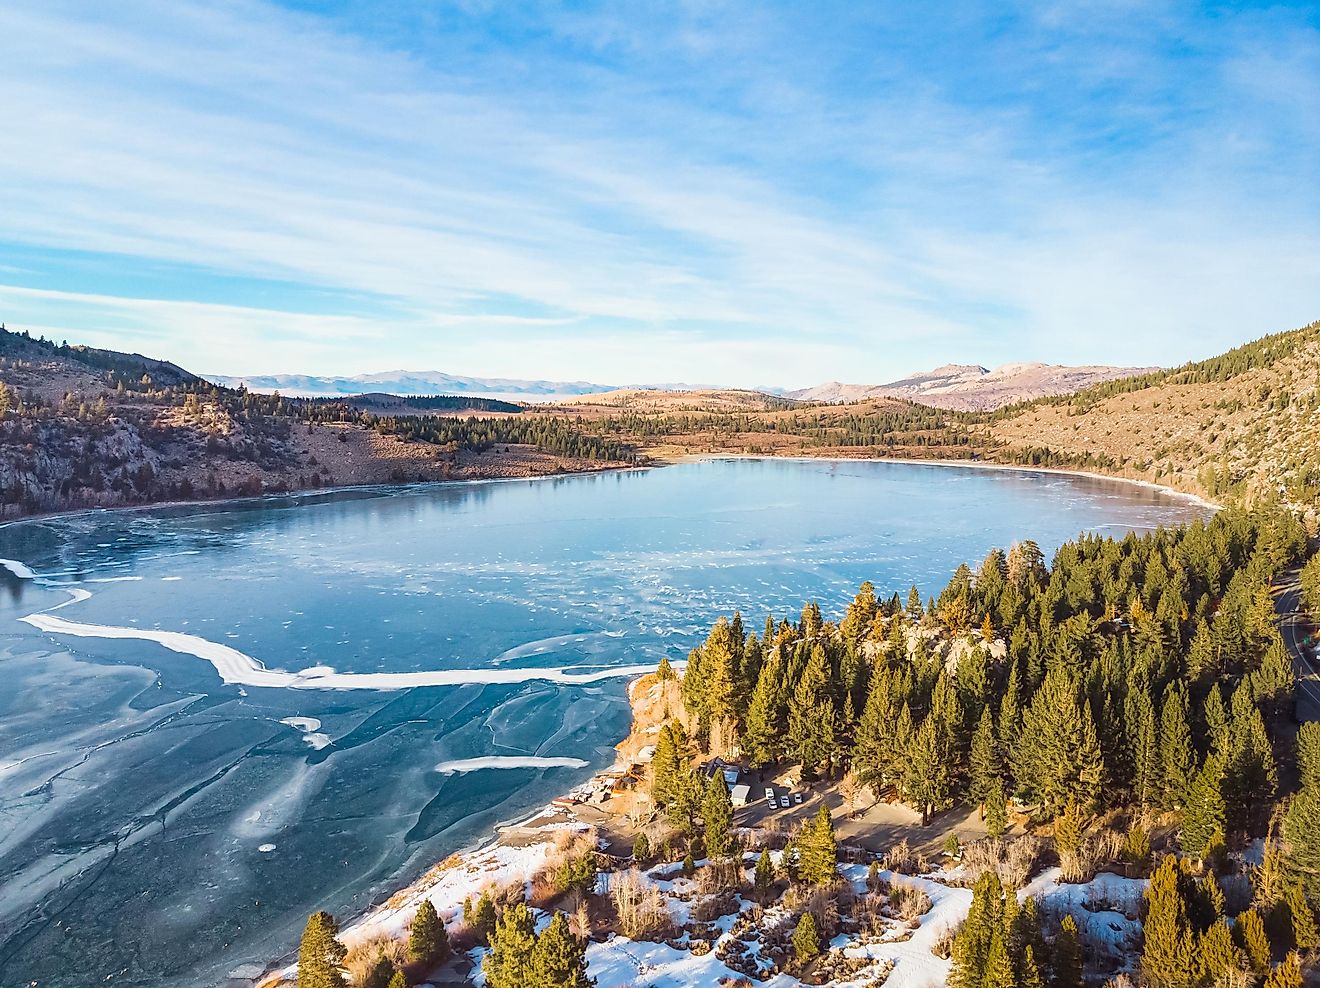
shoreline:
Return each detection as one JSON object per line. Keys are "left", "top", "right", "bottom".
{"left": 685, "top": 451, "right": 1223, "bottom": 512}
{"left": 0, "top": 461, "right": 651, "bottom": 532}
{"left": 0, "top": 449, "right": 1220, "bottom": 534}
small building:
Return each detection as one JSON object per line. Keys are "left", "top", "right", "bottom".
{"left": 730, "top": 783, "right": 752, "bottom": 807}
{"left": 701, "top": 757, "right": 744, "bottom": 787}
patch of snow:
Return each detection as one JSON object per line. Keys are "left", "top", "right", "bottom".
{"left": 434, "top": 756, "right": 590, "bottom": 774}
{"left": 23, "top": 611, "right": 658, "bottom": 690}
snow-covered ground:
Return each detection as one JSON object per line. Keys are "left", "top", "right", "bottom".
{"left": 573, "top": 857, "right": 1148, "bottom": 987}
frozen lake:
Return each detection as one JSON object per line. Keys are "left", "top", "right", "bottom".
{"left": 0, "top": 458, "right": 1210, "bottom": 986}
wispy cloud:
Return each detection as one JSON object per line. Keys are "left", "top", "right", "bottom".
{"left": 0, "top": 0, "right": 1315, "bottom": 384}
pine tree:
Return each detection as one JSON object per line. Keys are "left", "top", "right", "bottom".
{"left": 1019, "top": 944, "right": 1047, "bottom": 988}
{"left": 1234, "top": 909, "right": 1271, "bottom": 978}
{"left": 983, "top": 930, "right": 1016, "bottom": 988}
{"left": 484, "top": 901, "right": 538, "bottom": 988}
{"left": 668, "top": 768, "right": 703, "bottom": 835}
{"left": 1140, "top": 857, "right": 1197, "bottom": 988}
{"left": 360, "top": 956, "right": 395, "bottom": 988}
{"left": 1298, "top": 722, "right": 1320, "bottom": 789}
{"left": 754, "top": 849, "right": 775, "bottom": 900}
{"left": 792, "top": 911, "right": 820, "bottom": 964}
{"left": 787, "top": 644, "right": 836, "bottom": 775}
{"left": 741, "top": 654, "right": 784, "bottom": 767}
{"left": 1053, "top": 913, "right": 1083, "bottom": 988}
{"left": 1157, "top": 683, "right": 1195, "bottom": 809}
{"left": 471, "top": 892, "right": 497, "bottom": 944}
{"left": 1179, "top": 754, "right": 1226, "bottom": 859}
{"left": 969, "top": 707, "right": 1002, "bottom": 809}
{"left": 631, "top": 832, "right": 650, "bottom": 861}
{"left": 1017, "top": 665, "right": 1103, "bottom": 811}
{"left": 1263, "top": 952, "right": 1303, "bottom": 988}
{"left": 1254, "top": 828, "right": 1288, "bottom": 910}
{"left": 386, "top": 972, "right": 407, "bottom": 988}
{"left": 297, "top": 911, "right": 347, "bottom": 988}
{"left": 700, "top": 617, "right": 741, "bottom": 730}
{"left": 1225, "top": 685, "right": 1278, "bottom": 836}
{"left": 841, "top": 581, "right": 878, "bottom": 641}
{"left": 984, "top": 778, "right": 1008, "bottom": 838}
{"left": 1130, "top": 689, "right": 1160, "bottom": 810}
{"left": 406, "top": 899, "right": 448, "bottom": 966}
{"left": 1283, "top": 785, "right": 1320, "bottom": 898}
{"left": 854, "top": 665, "right": 902, "bottom": 788}
{"left": 530, "top": 912, "right": 593, "bottom": 988}
{"left": 951, "top": 871, "right": 1005, "bottom": 988}
{"left": 649, "top": 722, "right": 685, "bottom": 807}
{"left": 904, "top": 716, "right": 951, "bottom": 825}
{"left": 1272, "top": 883, "right": 1319, "bottom": 953}
{"left": 1202, "top": 684, "right": 1230, "bottom": 756}
{"left": 702, "top": 772, "right": 734, "bottom": 858}
{"left": 1198, "top": 921, "right": 1242, "bottom": 985}
{"left": 797, "top": 805, "right": 838, "bottom": 885}
{"left": 1053, "top": 803, "right": 1083, "bottom": 881}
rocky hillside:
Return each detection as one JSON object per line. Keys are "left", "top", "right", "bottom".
{"left": 791, "top": 362, "right": 1155, "bottom": 410}
{"left": 0, "top": 329, "right": 634, "bottom": 518}
{"left": 986, "top": 320, "right": 1320, "bottom": 507}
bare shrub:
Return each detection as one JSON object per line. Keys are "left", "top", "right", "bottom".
{"left": 1061, "top": 828, "right": 1126, "bottom": 884}
{"left": 344, "top": 934, "right": 406, "bottom": 986}
{"left": 609, "top": 868, "right": 672, "bottom": 940}
{"left": 569, "top": 896, "right": 592, "bottom": 939}
{"left": 958, "top": 837, "right": 1043, "bottom": 889}
{"left": 930, "top": 920, "right": 961, "bottom": 959}
{"left": 853, "top": 892, "right": 888, "bottom": 935}
{"left": 889, "top": 880, "right": 933, "bottom": 921}
{"left": 881, "top": 838, "right": 928, "bottom": 874}
{"left": 692, "top": 891, "right": 740, "bottom": 922}
{"left": 783, "top": 879, "right": 851, "bottom": 940}
{"left": 697, "top": 858, "right": 745, "bottom": 897}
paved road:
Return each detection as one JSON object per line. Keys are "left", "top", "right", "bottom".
{"left": 1276, "top": 568, "right": 1320, "bottom": 721}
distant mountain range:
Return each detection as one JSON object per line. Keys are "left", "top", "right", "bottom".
{"left": 205, "top": 371, "right": 725, "bottom": 401}
{"left": 210, "top": 362, "right": 1152, "bottom": 410}
{"left": 788, "top": 362, "right": 1159, "bottom": 411}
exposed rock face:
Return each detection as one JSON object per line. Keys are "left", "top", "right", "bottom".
{"left": 790, "top": 362, "right": 1158, "bottom": 410}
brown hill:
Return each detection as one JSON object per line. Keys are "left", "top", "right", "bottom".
{"left": 550, "top": 388, "right": 795, "bottom": 414}
{"left": 0, "top": 329, "right": 630, "bottom": 518}
{"left": 791, "top": 361, "right": 1156, "bottom": 410}
{"left": 986, "top": 321, "right": 1320, "bottom": 506}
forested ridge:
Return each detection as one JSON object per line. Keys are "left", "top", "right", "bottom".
{"left": 676, "top": 505, "right": 1305, "bottom": 832}
{"left": 642, "top": 502, "right": 1319, "bottom": 987}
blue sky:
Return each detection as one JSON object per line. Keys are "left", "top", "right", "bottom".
{"left": 1, "top": 1, "right": 1317, "bottom": 387}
